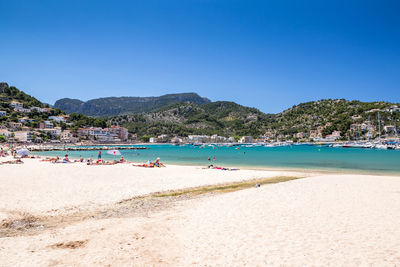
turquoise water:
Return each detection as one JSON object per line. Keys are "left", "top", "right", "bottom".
{"left": 33, "top": 144, "right": 400, "bottom": 174}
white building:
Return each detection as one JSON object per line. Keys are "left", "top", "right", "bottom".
{"left": 78, "top": 127, "right": 115, "bottom": 142}
{"left": 0, "top": 111, "right": 6, "bottom": 116}
{"left": 227, "top": 137, "right": 236, "bottom": 143}
{"left": 149, "top": 137, "right": 158, "bottom": 143}
{"left": 60, "top": 130, "right": 78, "bottom": 143}
{"left": 157, "top": 134, "right": 169, "bottom": 142}
{"left": 238, "top": 136, "right": 253, "bottom": 143}
{"left": 14, "top": 131, "right": 34, "bottom": 142}
{"left": 171, "top": 137, "right": 183, "bottom": 144}
{"left": 188, "top": 135, "right": 210, "bottom": 143}
{"left": 30, "top": 106, "right": 53, "bottom": 113}
{"left": 14, "top": 107, "right": 31, "bottom": 113}
{"left": 10, "top": 101, "right": 23, "bottom": 109}
{"left": 48, "top": 116, "right": 66, "bottom": 123}
{"left": 0, "top": 129, "right": 12, "bottom": 138}
{"left": 42, "top": 127, "right": 62, "bottom": 137}
{"left": 210, "top": 134, "right": 227, "bottom": 143}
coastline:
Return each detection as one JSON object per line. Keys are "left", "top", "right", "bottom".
{"left": 31, "top": 149, "right": 400, "bottom": 177}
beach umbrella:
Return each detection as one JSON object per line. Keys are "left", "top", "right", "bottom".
{"left": 107, "top": 149, "right": 121, "bottom": 157}
{"left": 16, "top": 148, "right": 30, "bottom": 156}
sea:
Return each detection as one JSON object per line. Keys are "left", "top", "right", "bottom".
{"left": 32, "top": 144, "right": 400, "bottom": 175}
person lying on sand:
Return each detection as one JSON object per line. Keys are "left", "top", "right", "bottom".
{"left": 87, "top": 160, "right": 116, "bottom": 166}
{"left": 41, "top": 156, "right": 57, "bottom": 162}
{"left": 2, "top": 159, "right": 24, "bottom": 164}
{"left": 205, "top": 164, "right": 240, "bottom": 171}
{"left": 133, "top": 158, "right": 166, "bottom": 168}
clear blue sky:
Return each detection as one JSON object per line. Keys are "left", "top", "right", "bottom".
{"left": 1, "top": 0, "right": 399, "bottom": 113}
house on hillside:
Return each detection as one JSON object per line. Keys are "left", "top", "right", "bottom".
{"left": 384, "top": 125, "right": 397, "bottom": 135}
{"left": 39, "top": 121, "right": 54, "bottom": 129}
{"left": 8, "top": 122, "right": 22, "bottom": 130}
{"left": 0, "top": 111, "right": 6, "bottom": 117}
{"left": 10, "top": 101, "right": 23, "bottom": 109}
{"left": 14, "top": 107, "right": 31, "bottom": 113}
{"left": 0, "top": 129, "right": 12, "bottom": 139}
{"left": 42, "top": 127, "right": 62, "bottom": 137}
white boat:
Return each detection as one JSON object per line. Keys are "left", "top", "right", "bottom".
{"left": 375, "top": 144, "right": 387, "bottom": 150}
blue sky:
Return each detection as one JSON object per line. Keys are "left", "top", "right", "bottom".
{"left": 1, "top": 0, "right": 399, "bottom": 113}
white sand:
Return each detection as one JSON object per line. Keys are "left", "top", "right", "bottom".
{"left": 174, "top": 174, "right": 400, "bottom": 266}
{"left": 1, "top": 158, "right": 400, "bottom": 266}
{"left": 0, "top": 157, "right": 302, "bottom": 215}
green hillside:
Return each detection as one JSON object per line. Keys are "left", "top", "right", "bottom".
{"left": 109, "top": 101, "right": 275, "bottom": 137}
{"left": 109, "top": 99, "right": 400, "bottom": 140}
{"left": 2, "top": 81, "right": 399, "bottom": 141}
{"left": 0, "top": 84, "right": 45, "bottom": 108}
{"left": 266, "top": 99, "right": 400, "bottom": 139}
{"left": 54, "top": 93, "right": 211, "bottom": 116}
{"left": 0, "top": 83, "right": 107, "bottom": 133}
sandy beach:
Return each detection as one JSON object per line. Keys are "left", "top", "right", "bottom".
{"left": 1, "top": 157, "right": 400, "bottom": 266}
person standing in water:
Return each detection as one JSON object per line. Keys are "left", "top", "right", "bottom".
{"left": 98, "top": 150, "right": 102, "bottom": 160}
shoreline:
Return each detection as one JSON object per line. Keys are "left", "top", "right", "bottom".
{"left": 31, "top": 150, "right": 400, "bottom": 177}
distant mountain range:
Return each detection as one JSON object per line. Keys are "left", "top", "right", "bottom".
{"left": 54, "top": 93, "right": 211, "bottom": 117}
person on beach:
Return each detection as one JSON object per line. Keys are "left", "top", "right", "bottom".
{"left": 50, "top": 156, "right": 60, "bottom": 163}
{"left": 119, "top": 156, "right": 125, "bottom": 163}
{"left": 154, "top": 157, "right": 165, "bottom": 167}
{"left": 63, "top": 154, "right": 71, "bottom": 163}
{"left": 133, "top": 157, "right": 165, "bottom": 168}
{"left": 2, "top": 158, "right": 23, "bottom": 164}
{"left": 98, "top": 150, "right": 102, "bottom": 160}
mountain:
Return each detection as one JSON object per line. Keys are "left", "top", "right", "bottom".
{"left": 109, "top": 101, "right": 275, "bottom": 137}
{"left": 265, "top": 99, "right": 399, "bottom": 139}
{"left": 54, "top": 93, "right": 211, "bottom": 117}
{"left": 0, "top": 83, "right": 108, "bottom": 133}
{"left": 110, "top": 99, "right": 399, "bottom": 140}
{"left": 0, "top": 83, "right": 45, "bottom": 108}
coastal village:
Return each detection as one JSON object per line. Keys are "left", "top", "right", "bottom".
{"left": 1, "top": 82, "right": 399, "bottom": 146}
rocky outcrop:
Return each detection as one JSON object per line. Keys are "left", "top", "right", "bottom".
{"left": 0, "top": 82, "right": 9, "bottom": 92}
